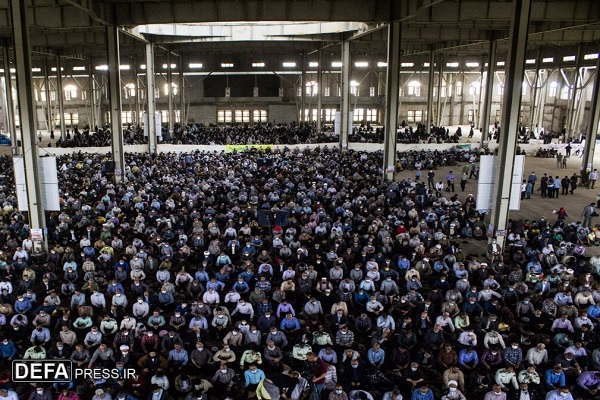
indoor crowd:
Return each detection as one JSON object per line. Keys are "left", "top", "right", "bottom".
{"left": 0, "top": 147, "right": 598, "bottom": 400}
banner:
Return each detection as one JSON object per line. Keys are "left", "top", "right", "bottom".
{"left": 14, "top": 156, "right": 60, "bottom": 211}
{"left": 225, "top": 144, "right": 273, "bottom": 153}
{"left": 476, "top": 154, "right": 524, "bottom": 211}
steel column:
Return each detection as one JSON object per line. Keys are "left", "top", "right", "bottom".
{"left": 179, "top": 56, "right": 184, "bottom": 124}
{"left": 2, "top": 47, "right": 16, "bottom": 154}
{"left": 146, "top": 43, "right": 157, "bottom": 153}
{"left": 567, "top": 46, "right": 583, "bottom": 141}
{"left": 383, "top": 21, "right": 401, "bottom": 181}
{"left": 582, "top": 57, "right": 600, "bottom": 173}
{"left": 167, "top": 51, "right": 173, "bottom": 133}
{"left": 55, "top": 55, "right": 66, "bottom": 140}
{"left": 87, "top": 59, "right": 96, "bottom": 130}
{"left": 106, "top": 25, "right": 125, "bottom": 183}
{"left": 426, "top": 50, "right": 435, "bottom": 134}
{"left": 340, "top": 41, "right": 350, "bottom": 148}
{"left": 10, "top": 0, "right": 46, "bottom": 247}
{"left": 530, "top": 50, "right": 541, "bottom": 131}
{"left": 481, "top": 40, "right": 497, "bottom": 143}
{"left": 43, "top": 60, "right": 52, "bottom": 137}
{"left": 316, "top": 45, "right": 323, "bottom": 131}
{"left": 301, "top": 51, "right": 306, "bottom": 122}
{"left": 489, "top": 0, "right": 532, "bottom": 249}
{"left": 436, "top": 55, "right": 443, "bottom": 126}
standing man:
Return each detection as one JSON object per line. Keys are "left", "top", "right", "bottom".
{"left": 553, "top": 176, "right": 561, "bottom": 199}
{"left": 428, "top": 171, "right": 435, "bottom": 190}
{"left": 306, "top": 352, "right": 328, "bottom": 400}
{"left": 528, "top": 172, "right": 537, "bottom": 192}
{"left": 541, "top": 174, "right": 548, "bottom": 199}
{"left": 557, "top": 153, "right": 563, "bottom": 169}
{"left": 589, "top": 169, "right": 599, "bottom": 189}
{"left": 582, "top": 203, "right": 597, "bottom": 229}
{"left": 446, "top": 171, "right": 456, "bottom": 193}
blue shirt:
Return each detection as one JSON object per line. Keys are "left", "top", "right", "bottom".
{"left": 545, "top": 370, "right": 566, "bottom": 387}
{"left": 459, "top": 349, "right": 479, "bottom": 365}
{"left": 368, "top": 348, "right": 386, "bottom": 365}
{"left": 280, "top": 318, "right": 300, "bottom": 330}
{"left": 588, "top": 305, "right": 600, "bottom": 319}
{"left": 244, "top": 369, "right": 266, "bottom": 386}
{"left": 30, "top": 328, "right": 51, "bottom": 343}
{"left": 168, "top": 349, "right": 189, "bottom": 365}
{"left": 546, "top": 391, "right": 573, "bottom": 400}
{"left": 411, "top": 389, "right": 434, "bottom": 400}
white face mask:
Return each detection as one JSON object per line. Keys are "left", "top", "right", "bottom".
{"left": 148, "top": 333, "right": 153, "bottom": 337}
{"left": 220, "top": 369, "right": 228, "bottom": 373}
{"left": 512, "top": 345, "right": 518, "bottom": 349}
{"left": 449, "top": 388, "right": 457, "bottom": 392}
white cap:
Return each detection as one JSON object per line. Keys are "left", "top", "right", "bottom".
{"left": 448, "top": 380, "right": 458, "bottom": 387}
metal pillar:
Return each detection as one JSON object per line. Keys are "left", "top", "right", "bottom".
{"left": 167, "top": 51, "right": 174, "bottom": 133}
{"left": 10, "top": 0, "right": 46, "bottom": 247}
{"left": 489, "top": 0, "right": 532, "bottom": 249}
{"left": 179, "top": 56, "right": 184, "bottom": 124}
{"left": 436, "top": 55, "right": 443, "bottom": 126}
{"left": 2, "top": 47, "right": 16, "bottom": 154}
{"left": 301, "top": 51, "right": 307, "bottom": 122}
{"left": 582, "top": 56, "right": 600, "bottom": 173}
{"left": 43, "top": 59, "right": 52, "bottom": 136}
{"left": 567, "top": 46, "right": 583, "bottom": 141}
{"left": 426, "top": 50, "right": 435, "bottom": 134}
{"left": 56, "top": 55, "right": 66, "bottom": 140}
{"left": 88, "top": 59, "right": 96, "bottom": 130}
{"left": 146, "top": 43, "right": 157, "bottom": 153}
{"left": 340, "top": 41, "right": 351, "bottom": 148}
{"left": 106, "top": 25, "right": 125, "bottom": 183}
{"left": 316, "top": 45, "right": 323, "bottom": 131}
{"left": 530, "top": 50, "right": 541, "bottom": 131}
{"left": 481, "top": 40, "right": 497, "bottom": 143}
{"left": 383, "top": 21, "right": 401, "bottom": 181}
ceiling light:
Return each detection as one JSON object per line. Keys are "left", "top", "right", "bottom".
{"left": 189, "top": 63, "right": 203, "bottom": 68}
{"left": 282, "top": 62, "right": 296, "bottom": 67}
{"left": 424, "top": 63, "right": 430, "bottom": 67}
{"left": 377, "top": 62, "right": 388, "bottom": 67}
{"left": 542, "top": 57, "right": 554, "bottom": 63}
{"left": 563, "top": 56, "right": 576, "bottom": 62}
{"left": 446, "top": 62, "right": 459, "bottom": 67}
{"left": 95, "top": 65, "right": 108, "bottom": 71}
{"left": 120, "top": 65, "right": 130, "bottom": 70}
{"left": 497, "top": 61, "right": 505, "bottom": 66}
{"left": 51, "top": 67, "right": 64, "bottom": 72}
{"left": 252, "top": 62, "right": 265, "bottom": 68}
{"left": 401, "top": 63, "right": 414, "bottom": 67}
{"left": 73, "top": 66, "right": 86, "bottom": 71}
{"left": 584, "top": 53, "right": 599, "bottom": 60}
{"left": 526, "top": 59, "right": 536, "bottom": 64}
{"left": 309, "top": 62, "right": 319, "bottom": 67}
{"left": 331, "top": 62, "right": 342, "bottom": 68}
{"left": 31, "top": 68, "right": 41, "bottom": 72}
{"left": 221, "top": 63, "right": 234, "bottom": 68}
{"left": 354, "top": 61, "right": 369, "bottom": 67}
{"left": 162, "top": 63, "right": 176, "bottom": 69}
{"left": 466, "top": 62, "right": 479, "bottom": 68}
{"left": 140, "top": 65, "right": 146, "bottom": 70}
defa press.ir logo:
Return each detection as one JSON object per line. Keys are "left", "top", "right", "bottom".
{"left": 12, "top": 360, "right": 137, "bottom": 383}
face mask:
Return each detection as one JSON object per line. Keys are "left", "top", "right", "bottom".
{"left": 57, "top": 346, "right": 63, "bottom": 350}
{"left": 509, "top": 288, "right": 514, "bottom": 292}
{"left": 411, "top": 367, "right": 417, "bottom": 371}
{"left": 251, "top": 330, "right": 257, "bottom": 334}
{"left": 449, "top": 388, "right": 457, "bottom": 393}
{"left": 250, "top": 369, "right": 257, "bottom": 373}
{"left": 175, "top": 314, "right": 181, "bottom": 317}
{"left": 523, "top": 301, "right": 529, "bottom": 305}
{"left": 512, "top": 345, "right": 518, "bottom": 349}
{"left": 161, "top": 291, "right": 166, "bottom": 294}
{"left": 336, "top": 390, "right": 342, "bottom": 395}
{"left": 560, "top": 393, "right": 568, "bottom": 397}
{"left": 37, "top": 390, "right": 44, "bottom": 394}
{"left": 148, "top": 333, "right": 153, "bottom": 337}
{"left": 352, "top": 365, "right": 358, "bottom": 369}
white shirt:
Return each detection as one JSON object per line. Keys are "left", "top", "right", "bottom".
{"left": 0, "top": 390, "right": 19, "bottom": 400}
